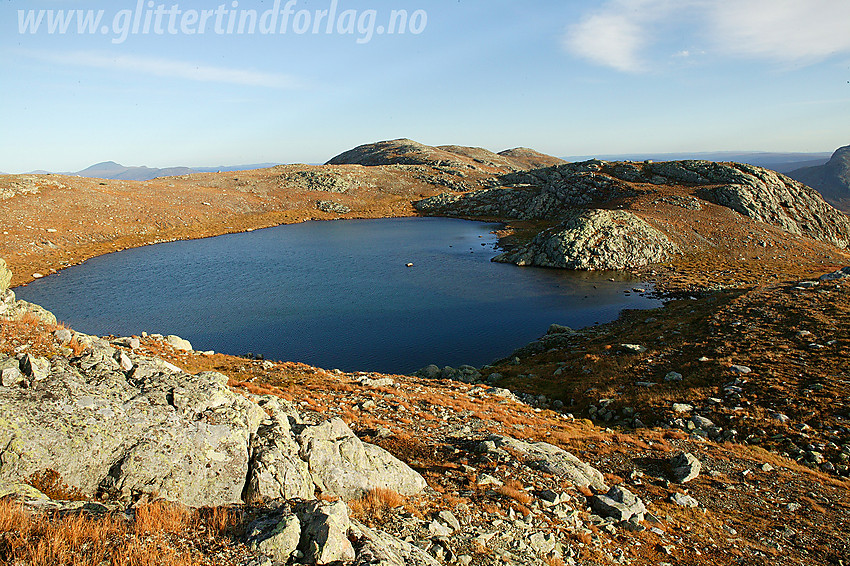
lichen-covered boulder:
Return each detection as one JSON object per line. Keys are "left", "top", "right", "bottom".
{"left": 0, "top": 346, "right": 266, "bottom": 507}
{"left": 481, "top": 434, "right": 608, "bottom": 491}
{"left": 244, "top": 399, "right": 313, "bottom": 503}
{"left": 297, "top": 418, "right": 426, "bottom": 500}
{"left": 494, "top": 209, "right": 679, "bottom": 270}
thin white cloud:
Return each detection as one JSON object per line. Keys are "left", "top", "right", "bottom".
{"left": 562, "top": 7, "right": 647, "bottom": 72}
{"left": 564, "top": 0, "right": 850, "bottom": 72}
{"left": 708, "top": 0, "right": 850, "bottom": 63}
{"left": 23, "top": 50, "right": 303, "bottom": 89}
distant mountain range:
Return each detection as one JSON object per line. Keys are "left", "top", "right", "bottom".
{"left": 563, "top": 151, "right": 833, "bottom": 174}
{"left": 786, "top": 146, "right": 850, "bottom": 211}
{"left": 24, "top": 161, "right": 282, "bottom": 182}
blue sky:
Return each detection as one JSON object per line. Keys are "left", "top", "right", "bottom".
{"left": 2, "top": 0, "right": 850, "bottom": 172}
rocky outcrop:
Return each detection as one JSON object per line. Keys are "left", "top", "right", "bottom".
{"left": 497, "top": 147, "right": 567, "bottom": 170}
{"left": 642, "top": 160, "right": 850, "bottom": 248}
{"left": 316, "top": 200, "right": 351, "bottom": 214}
{"left": 416, "top": 158, "right": 850, "bottom": 273}
{"left": 0, "top": 343, "right": 425, "bottom": 507}
{"left": 414, "top": 160, "right": 638, "bottom": 221}
{"left": 243, "top": 398, "right": 314, "bottom": 503}
{"left": 279, "top": 170, "right": 355, "bottom": 193}
{"left": 493, "top": 209, "right": 680, "bottom": 270}
{"left": 0, "top": 351, "right": 265, "bottom": 507}
{"left": 297, "top": 417, "right": 427, "bottom": 499}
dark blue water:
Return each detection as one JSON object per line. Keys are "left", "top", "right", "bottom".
{"left": 13, "top": 218, "right": 659, "bottom": 374}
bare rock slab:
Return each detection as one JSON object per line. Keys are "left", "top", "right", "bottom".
{"left": 297, "top": 417, "right": 426, "bottom": 500}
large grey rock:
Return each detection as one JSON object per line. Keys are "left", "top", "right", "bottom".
{"left": 0, "top": 259, "right": 10, "bottom": 293}
{"left": 0, "top": 298, "right": 57, "bottom": 325}
{"left": 246, "top": 511, "right": 302, "bottom": 563}
{"left": 591, "top": 485, "right": 646, "bottom": 522}
{"left": 298, "top": 500, "right": 355, "bottom": 565}
{"left": 493, "top": 209, "right": 680, "bottom": 270}
{"left": 482, "top": 435, "right": 607, "bottom": 491}
{"left": 0, "top": 355, "right": 266, "bottom": 507}
{"left": 820, "top": 266, "right": 850, "bottom": 281}
{"left": 350, "top": 519, "right": 442, "bottom": 566}
{"left": 297, "top": 418, "right": 426, "bottom": 499}
{"left": 19, "top": 355, "right": 50, "bottom": 381}
{"left": 670, "top": 452, "right": 702, "bottom": 483}
{"left": 416, "top": 364, "right": 442, "bottom": 379}
{"left": 244, "top": 401, "right": 313, "bottom": 503}
{"left": 166, "top": 335, "right": 193, "bottom": 351}
{"left": 1, "top": 367, "right": 25, "bottom": 388}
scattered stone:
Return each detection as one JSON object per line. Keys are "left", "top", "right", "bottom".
{"left": 671, "top": 492, "right": 699, "bottom": 508}
{"left": 670, "top": 452, "right": 702, "bottom": 483}
{"left": 730, "top": 365, "right": 752, "bottom": 374}
{"left": 529, "top": 532, "right": 559, "bottom": 555}
{"left": 166, "top": 334, "right": 193, "bottom": 351}
{"left": 438, "top": 510, "right": 461, "bottom": 531}
{"left": 0, "top": 367, "right": 25, "bottom": 388}
{"left": 113, "top": 336, "right": 141, "bottom": 350}
{"left": 673, "top": 403, "right": 693, "bottom": 413}
{"left": 115, "top": 351, "right": 134, "bottom": 372}
{"left": 54, "top": 328, "right": 73, "bottom": 345}
{"left": 691, "top": 415, "right": 715, "bottom": 429}
{"left": 477, "top": 474, "right": 503, "bottom": 487}
{"left": 591, "top": 485, "right": 646, "bottom": 522}
{"left": 428, "top": 519, "right": 452, "bottom": 537}
{"left": 621, "top": 344, "right": 647, "bottom": 354}
{"left": 298, "top": 500, "right": 355, "bottom": 564}
{"left": 357, "top": 375, "right": 395, "bottom": 388}
{"left": 482, "top": 435, "right": 607, "bottom": 491}
{"left": 19, "top": 354, "right": 50, "bottom": 381}
{"left": 246, "top": 511, "right": 302, "bottom": 564}
{"left": 665, "top": 371, "right": 683, "bottom": 382}
{"left": 349, "top": 520, "right": 441, "bottom": 566}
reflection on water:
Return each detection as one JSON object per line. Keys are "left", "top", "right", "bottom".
{"left": 14, "top": 217, "right": 660, "bottom": 374}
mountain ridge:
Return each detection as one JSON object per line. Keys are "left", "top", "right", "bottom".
{"left": 787, "top": 144, "right": 850, "bottom": 210}
{"left": 22, "top": 161, "right": 284, "bottom": 182}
